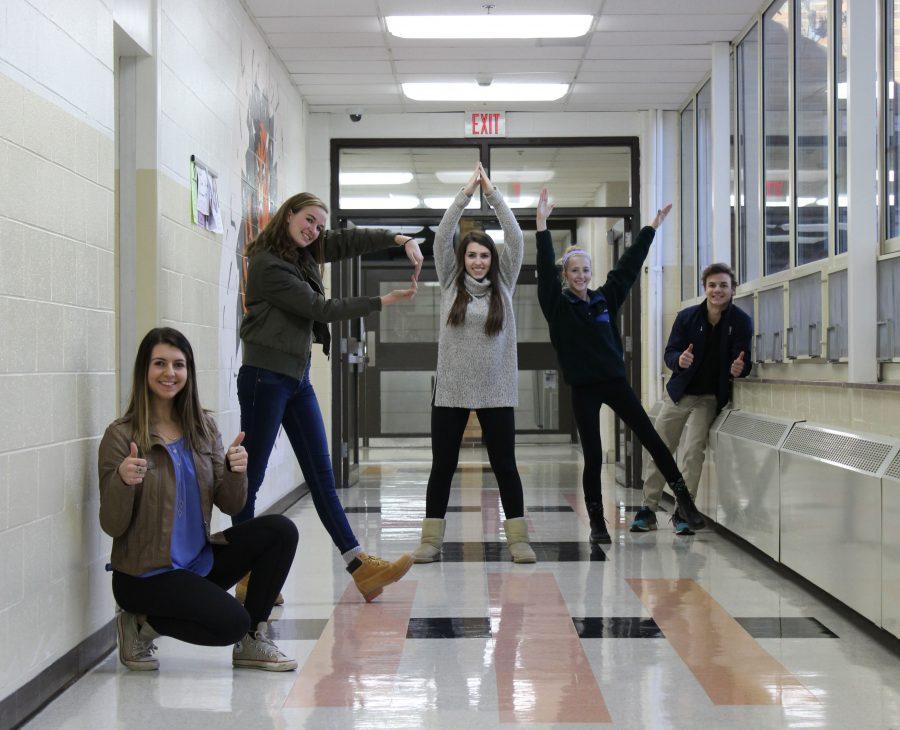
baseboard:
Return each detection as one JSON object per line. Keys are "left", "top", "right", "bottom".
{"left": 2, "top": 480, "right": 309, "bottom": 729}
{"left": 2, "top": 620, "right": 116, "bottom": 729}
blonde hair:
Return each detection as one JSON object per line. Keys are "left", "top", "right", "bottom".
{"left": 556, "top": 245, "right": 591, "bottom": 270}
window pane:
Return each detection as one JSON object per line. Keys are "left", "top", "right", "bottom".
{"left": 339, "top": 147, "right": 480, "bottom": 210}
{"left": 887, "top": 0, "right": 900, "bottom": 238}
{"left": 764, "top": 0, "right": 791, "bottom": 275}
{"left": 835, "top": 0, "right": 848, "bottom": 253}
{"left": 489, "top": 146, "right": 631, "bottom": 208}
{"left": 681, "top": 102, "right": 696, "bottom": 299}
{"left": 738, "top": 25, "right": 761, "bottom": 282}
{"left": 697, "top": 81, "right": 713, "bottom": 285}
{"left": 795, "top": 0, "right": 829, "bottom": 266}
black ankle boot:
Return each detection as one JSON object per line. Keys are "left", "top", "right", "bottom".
{"left": 668, "top": 478, "right": 705, "bottom": 531}
{"left": 586, "top": 502, "right": 611, "bottom": 545}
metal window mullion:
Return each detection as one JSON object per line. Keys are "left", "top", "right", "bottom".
{"left": 828, "top": 0, "right": 836, "bottom": 259}
{"left": 694, "top": 95, "right": 700, "bottom": 297}
{"left": 758, "top": 14, "right": 766, "bottom": 280}
{"left": 789, "top": 0, "right": 797, "bottom": 271}
{"left": 733, "top": 50, "right": 740, "bottom": 278}
{"left": 878, "top": 0, "right": 887, "bottom": 248}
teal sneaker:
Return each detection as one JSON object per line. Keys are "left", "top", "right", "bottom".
{"left": 630, "top": 507, "right": 658, "bottom": 532}
{"left": 672, "top": 510, "right": 695, "bottom": 536}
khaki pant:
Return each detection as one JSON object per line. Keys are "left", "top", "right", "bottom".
{"left": 642, "top": 392, "right": 718, "bottom": 509}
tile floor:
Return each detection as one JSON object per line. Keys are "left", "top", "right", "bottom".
{"left": 26, "top": 445, "right": 900, "bottom": 729}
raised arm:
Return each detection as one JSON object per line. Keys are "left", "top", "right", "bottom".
{"left": 433, "top": 166, "right": 480, "bottom": 287}
{"left": 535, "top": 188, "right": 561, "bottom": 320}
{"left": 601, "top": 204, "right": 672, "bottom": 316}
{"left": 481, "top": 167, "right": 524, "bottom": 288}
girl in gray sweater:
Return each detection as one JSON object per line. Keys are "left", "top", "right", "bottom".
{"left": 412, "top": 164, "right": 534, "bottom": 564}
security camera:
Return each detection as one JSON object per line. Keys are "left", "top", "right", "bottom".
{"left": 348, "top": 108, "right": 363, "bottom": 123}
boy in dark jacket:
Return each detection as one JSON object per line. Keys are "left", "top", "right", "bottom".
{"left": 631, "top": 263, "right": 753, "bottom": 535}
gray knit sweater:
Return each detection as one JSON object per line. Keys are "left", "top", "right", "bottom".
{"left": 433, "top": 187, "right": 524, "bottom": 409}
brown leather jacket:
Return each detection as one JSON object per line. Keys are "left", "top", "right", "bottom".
{"left": 98, "top": 414, "right": 248, "bottom": 576}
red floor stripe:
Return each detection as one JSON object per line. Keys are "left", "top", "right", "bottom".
{"left": 283, "top": 580, "right": 418, "bottom": 708}
{"left": 488, "top": 572, "right": 611, "bottom": 724}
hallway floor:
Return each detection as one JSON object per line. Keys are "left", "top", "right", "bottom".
{"left": 27, "top": 445, "right": 900, "bottom": 729}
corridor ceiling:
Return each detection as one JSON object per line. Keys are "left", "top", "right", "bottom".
{"left": 243, "top": 0, "right": 762, "bottom": 114}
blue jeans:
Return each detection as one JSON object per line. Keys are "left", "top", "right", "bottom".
{"left": 234, "top": 363, "right": 358, "bottom": 554}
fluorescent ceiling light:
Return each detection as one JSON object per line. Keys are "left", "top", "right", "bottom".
{"left": 402, "top": 82, "right": 568, "bottom": 102}
{"left": 386, "top": 15, "right": 593, "bottom": 39}
{"left": 340, "top": 172, "right": 413, "bottom": 185}
{"left": 340, "top": 195, "right": 420, "bottom": 209}
{"left": 435, "top": 170, "right": 555, "bottom": 184}
{"left": 423, "top": 196, "right": 480, "bottom": 209}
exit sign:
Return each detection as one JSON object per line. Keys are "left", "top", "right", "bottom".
{"left": 465, "top": 111, "right": 506, "bottom": 137}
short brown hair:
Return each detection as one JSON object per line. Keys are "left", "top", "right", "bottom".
{"left": 701, "top": 262, "right": 736, "bottom": 289}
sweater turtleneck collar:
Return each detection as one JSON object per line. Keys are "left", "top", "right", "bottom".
{"left": 464, "top": 273, "right": 491, "bottom": 298}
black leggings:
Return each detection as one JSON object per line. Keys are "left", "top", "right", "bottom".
{"left": 571, "top": 380, "right": 682, "bottom": 503}
{"left": 425, "top": 406, "right": 525, "bottom": 519}
{"left": 112, "top": 515, "right": 298, "bottom": 646}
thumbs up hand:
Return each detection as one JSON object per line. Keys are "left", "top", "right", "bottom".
{"left": 226, "top": 432, "right": 248, "bottom": 473}
{"left": 730, "top": 350, "right": 746, "bottom": 378}
{"left": 118, "top": 441, "right": 148, "bottom": 486}
{"left": 678, "top": 343, "right": 695, "bottom": 370}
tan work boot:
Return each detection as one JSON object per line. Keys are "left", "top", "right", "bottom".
{"left": 411, "top": 518, "right": 446, "bottom": 563}
{"left": 347, "top": 552, "right": 413, "bottom": 602}
{"left": 235, "top": 572, "right": 284, "bottom": 606}
{"left": 503, "top": 516, "right": 537, "bottom": 563}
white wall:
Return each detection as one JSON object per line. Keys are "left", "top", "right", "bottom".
{"left": 0, "top": 0, "right": 309, "bottom": 703}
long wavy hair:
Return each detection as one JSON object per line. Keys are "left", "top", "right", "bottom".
{"left": 447, "top": 230, "right": 504, "bottom": 337}
{"left": 244, "top": 192, "right": 328, "bottom": 268}
{"left": 124, "top": 328, "right": 211, "bottom": 453}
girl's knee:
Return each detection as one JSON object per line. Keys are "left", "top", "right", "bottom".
{"left": 259, "top": 514, "right": 299, "bottom": 545}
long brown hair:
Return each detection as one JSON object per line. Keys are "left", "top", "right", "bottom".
{"left": 447, "top": 231, "right": 505, "bottom": 337}
{"left": 244, "top": 192, "right": 328, "bottom": 266}
{"left": 124, "top": 328, "right": 211, "bottom": 453}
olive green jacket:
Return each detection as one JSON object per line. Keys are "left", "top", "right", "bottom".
{"left": 241, "top": 228, "right": 399, "bottom": 378}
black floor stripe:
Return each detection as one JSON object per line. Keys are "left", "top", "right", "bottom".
{"left": 407, "top": 617, "right": 493, "bottom": 639}
{"left": 572, "top": 617, "right": 665, "bottom": 638}
{"left": 734, "top": 617, "right": 838, "bottom": 638}
{"left": 437, "top": 541, "right": 606, "bottom": 562}
{"left": 267, "top": 618, "right": 330, "bottom": 640}
{"left": 526, "top": 506, "right": 575, "bottom": 512}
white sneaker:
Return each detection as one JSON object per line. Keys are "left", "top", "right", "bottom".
{"left": 116, "top": 611, "right": 159, "bottom": 671}
{"left": 233, "top": 622, "right": 297, "bottom": 672}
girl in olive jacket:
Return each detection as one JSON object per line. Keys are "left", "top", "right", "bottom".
{"left": 238, "top": 192, "right": 420, "bottom": 602}
{"left": 534, "top": 191, "right": 705, "bottom": 544}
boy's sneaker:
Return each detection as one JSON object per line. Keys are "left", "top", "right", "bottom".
{"left": 116, "top": 611, "right": 159, "bottom": 671}
{"left": 668, "top": 478, "right": 705, "bottom": 531}
{"left": 347, "top": 552, "right": 413, "bottom": 602}
{"left": 585, "top": 502, "right": 611, "bottom": 544}
{"left": 233, "top": 622, "right": 297, "bottom": 671}
{"left": 630, "top": 507, "right": 658, "bottom": 532}
{"left": 671, "top": 510, "right": 695, "bottom": 536}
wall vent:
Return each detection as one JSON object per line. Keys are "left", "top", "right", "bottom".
{"left": 719, "top": 412, "right": 790, "bottom": 446}
{"left": 782, "top": 425, "right": 894, "bottom": 475}
{"left": 886, "top": 450, "right": 900, "bottom": 480}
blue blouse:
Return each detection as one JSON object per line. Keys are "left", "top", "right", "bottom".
{"left": 141, "top": 437, "right": 213, "bottom": 577}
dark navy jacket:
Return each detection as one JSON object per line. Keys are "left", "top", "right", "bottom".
{"left": 664, "top": 300, "right": 753, "bottom": 412}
